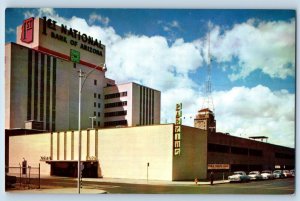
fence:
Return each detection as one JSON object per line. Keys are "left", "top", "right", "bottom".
{"left": 5, "top": 163, "right": 40, "bottom": 190}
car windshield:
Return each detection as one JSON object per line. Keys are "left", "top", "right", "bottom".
{"left": 234, "top": 172, "right": 243, "bottom": 175}
{"left": 262, "top": 171, "right": 271, "bottom": 174}
{"left": 249, "top": 171, "right": 258, "bottom": 174}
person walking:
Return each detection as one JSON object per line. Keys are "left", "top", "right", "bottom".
{"left": 210, "top": 171, "right": 214, "bottom": 185}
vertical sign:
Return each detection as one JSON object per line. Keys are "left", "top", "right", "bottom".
{"left": 174, "top": 103, "right": 182, "bottom": 156}
{"left": 21, "top": 17, "right": 34, "bottom": 43}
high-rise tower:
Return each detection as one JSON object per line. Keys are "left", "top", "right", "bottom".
{"left": 194, "top": 23, "right": 216, "bottom": 133}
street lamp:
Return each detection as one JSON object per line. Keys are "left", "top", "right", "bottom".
{"left": 77, "top": 63, "right": 105, "bottom": 194}
{"left": 89, "top": 116, "right": 96, "bottom": 129}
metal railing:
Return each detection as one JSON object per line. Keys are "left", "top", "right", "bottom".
{"left": 5, "top": 164, "right": 40, "bottom": 190}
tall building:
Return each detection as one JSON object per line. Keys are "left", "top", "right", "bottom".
{"left": 5, "top": 16, "right": 161, "bottom": 132}
{"left": 104, "top": 82, "right": 161, "bottom": 127}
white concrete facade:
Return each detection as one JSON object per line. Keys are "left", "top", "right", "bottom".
{"left": 9, "top": 125, "right": 208, "bottom": 180}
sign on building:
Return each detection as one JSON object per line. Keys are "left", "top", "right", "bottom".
{"left": 207, "top": 164, "right": 230, "bottom": 170}
{"left": 174, "top": 103, "right": 182, "bottom": 156}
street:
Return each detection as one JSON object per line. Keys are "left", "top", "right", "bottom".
{"left": 9, "top": 177, "right": 295, "bottom": 194}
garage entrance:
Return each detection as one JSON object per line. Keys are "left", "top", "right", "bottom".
{"left": 47, "top": 160, "right": 98, "bottom": 178}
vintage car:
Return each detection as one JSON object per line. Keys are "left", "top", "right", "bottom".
{"left": 261, "top": 170, "right": 274, "bottom": 180}
{"left": 228, "top": 171, "right": 250, "bottom": 182}
{"left": 248, "top": 171, "right": 263, "bottom": 180}
{"left": 282, "top": 170, "right": 292, "bottom": 178}
{"left": 273, "top": 170, "right": 285, "bottom": 178}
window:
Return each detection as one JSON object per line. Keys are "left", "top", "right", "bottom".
{"left": 98, "top": 103, "right": 101, "bottom": 108}
{"left": 94, "top": 111, "right": 96, "bottom": 116}
{"left": 94, "top": 102, "right": 96, "bottom": 107}
{"left": 98, "top": 94, "right": 101, "bottom": 99}
{"left": 104, "top": 101, "right": 127, "bottom": 108}
{"left": 94, "top": 93, "right": 97, "bottom": 98}
{"left": 104, "top": 91, "right": 127, "bottom": 99}
{"left": 94, "top": 80, "right": 97, "bottom": 85}
{"left": 104, "top": 120, "right": 127, "bottom": 127}
{"left": 93, "top": 121, "right": 96, "bottom": 127}
{"left": 98, "top": 121, "right": 100, "bottom": 127}
{"left": 208, "top": 143, "right": 230, "bottom": 153}
{"left": 104, "top": 110, "right": 127, "bottom": 117}
{"left": 231, "top": 146, "right": 248, "bottom": 155}
{"left": 98, "top": 112, "right": 100, "bottom": 117}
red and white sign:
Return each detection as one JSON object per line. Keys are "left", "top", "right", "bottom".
{"left": 208, "top": 164, "right": 230, "bottom": 170}
{"left": 21, "top": 17, "right": 34, "bottom": 43}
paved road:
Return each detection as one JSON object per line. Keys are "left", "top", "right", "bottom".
{"left": 9, "top": 177, "right": 295, "bottom": 194}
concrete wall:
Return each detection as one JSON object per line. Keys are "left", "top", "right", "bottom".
{"left": 172, "top": 126, "right": 207, "bottom": 180}
{"left": 9, "top": 134, "right": 51, "bottom": 175}
{"left": 5, "top": 43, "right": 29, "bottom": 129}
{"left": 97, "top": 125, "right": 173, "bottom": 180}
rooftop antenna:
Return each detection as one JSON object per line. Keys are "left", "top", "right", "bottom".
{"left": 201, "top": 22, "right": 215, "bottom": 113}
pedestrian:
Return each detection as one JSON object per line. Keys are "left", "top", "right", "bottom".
{"left": 210, "top": 171, "right": 214, "bottom": 185}
{"left": 194, "top": 178, "right": 198, "bottom": 185}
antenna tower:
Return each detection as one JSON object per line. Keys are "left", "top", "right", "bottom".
{"left": 201, "top": 23, "right": 215, "bottom": 112}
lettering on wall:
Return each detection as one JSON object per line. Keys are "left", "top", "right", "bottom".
{"left": 174, "top": 103, "right": 182, "bottom": 156}
{"left": 207, "top": 164, "right": 230, "bottom": 170}
{"left": 40, "top": 156, "right": 52, "bottom": 161}
{"left": 41, "top": 16, "right": 103, "bottom": 57}
{"left": 86, "top": 156, "right": 98, "bottom": 161}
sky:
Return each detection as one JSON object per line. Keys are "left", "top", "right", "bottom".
{"left": 5, "top": 8, "right": 296, "bottom": 148}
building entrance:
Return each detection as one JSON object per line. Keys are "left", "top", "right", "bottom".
{"left": 49, "top": 161, "right": 98, "bottom": 178}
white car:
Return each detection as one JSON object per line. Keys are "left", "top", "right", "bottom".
{"left": 248, "top": 171, "right": 263, "bottom": 180}
{"left": 261, "top": 170, "right": 274, "bottom": 180}
{"left": 228, "top": 171, "right": 250, "bottom": 183}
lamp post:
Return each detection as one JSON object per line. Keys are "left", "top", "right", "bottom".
{"left": 77, "top": 64, "right": 106, "bottom": 194}
{"left": 89, "top": 116, "right": 96, "bottom": 129}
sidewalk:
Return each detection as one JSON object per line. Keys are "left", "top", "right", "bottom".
{"left": 9, "top": 188, "right": 107, "bottom": 194}
{"left": 40, "top": 175, "right": 230, "bottom": 186}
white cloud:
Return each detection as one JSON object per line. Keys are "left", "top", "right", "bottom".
{"left": 6, "top": 28, "right": 15, "bottom": 34}
{"left": 206, "top": 19, "right": 295, "bottom": 81}
{"left": 88, "top": 13, "right": 110, "bottom": 26}
{"left": 213, "top": 85, "right": 295, "bottom": 147}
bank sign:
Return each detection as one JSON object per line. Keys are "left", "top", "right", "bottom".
{"left": 41, "top": 16, "right": 104, "bottom": 57}
{"left": 21, "top": 16, "right": 104, "bottom": 62}
{"left": 174, "top": 103, "right": 182, "bottom": 156}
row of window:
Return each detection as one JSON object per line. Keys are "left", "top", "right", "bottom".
{"left": 208, "top": 143, "right": 263, "bottom": 156}
{"left": 104, "top": 101, "right": 127, "bottom": 108}
{"left": 104, "top": 91, "right": 127, "bottom": 99}
{"left": 93, "top": 121, "right": 101, "bottom": 127}
{"left": 93, "top": 111, "right": 101, "bottom": 117}
{"left": 275, "top": 152, "right": 294, "bottom": 159}
{"left": 104, "top": 120, "right": 127, "bottom": 127}
{"left": 94, "top": 102, "right": 101, "bottom": 108}
{"left": 104, "top": 110, "right": 127, "bottom": 117}
{"left": 94, "top": 93, "right": 101, "bottom": 99}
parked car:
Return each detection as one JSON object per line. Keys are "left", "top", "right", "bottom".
{"left": 282, "top": 170, "right": 292, "bottom": 178}
{"left": 261, "top": 170, "right": 274, "bottom": 180}
{"left": 248, "top": 171, "right": 263, "bottom": 180}
{"left": 273, "top": 170, "right": 284, "bottom": 178}
{"left": 228, "top": 171, "right": 250, "bottom": 183}
{"left": 290, "top": 169, "right": 295, "bottom": 177}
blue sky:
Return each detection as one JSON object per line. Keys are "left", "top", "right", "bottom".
{"left": 5, "top": 8, "right": 296, "bottom": 147}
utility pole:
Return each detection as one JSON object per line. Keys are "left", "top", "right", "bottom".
{"left": 77, "top": 64, "right": 106, "bottom": 194}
